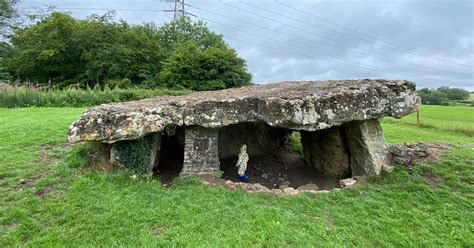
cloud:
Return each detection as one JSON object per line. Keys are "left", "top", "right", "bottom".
{"left": 22, "top": 0, "right": 473, "bottom": 90}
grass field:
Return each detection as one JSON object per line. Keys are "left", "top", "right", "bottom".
{"left": 0, "top": 106, "right": 473, "bottom": 246}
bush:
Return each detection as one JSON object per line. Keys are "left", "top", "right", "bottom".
{"left": 105, "top": 78, "right": 132, "bottom": 89}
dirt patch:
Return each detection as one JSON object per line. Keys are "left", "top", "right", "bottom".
{"left": 220, "top": 149, "right": 340, "bottom": 190}
{"left": 197, "top": 148, "right": 350, "bottom": 195}
{"left": 17, "top": 172, "right": 49, "bottom": 191}
{"left": 422, "top": 170, "right": 443, "bottom": 188}
{"left": 35, "top": 186, "right": 55, "bottom": 198}
{"left": 324, "top": 214, "right": 334, "bottom": 228}
{"left": 39, "top": 143, "right": 74, "bottom": 164}
{"left": 35, "top": 186, "right": 64, "bottom": 199}
{"left": 151, "top": 227, "right": 168, "bottom": 237}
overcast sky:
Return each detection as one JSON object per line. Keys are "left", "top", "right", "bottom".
{"left": 20, "top": 0, "right": 473, "bottom": 90}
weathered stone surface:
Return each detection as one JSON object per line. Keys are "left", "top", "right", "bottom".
{"left": 389, "top": 143, "right": 451, "bottom": 167}
{"left": 297, "top": 183, "right": 320, "bottom": 191}
{"left": 181, "top": 126, "right": 220, "bottom": 177}
{"left": 301, "top": 126, "right": 351, "bottom": 178}
{"left": 339, "top": 178, "right": 357, "bottom": 188}
{"left": 68, "top": 79, "right": 420, "bottom": 144}
{"left": 344, "top": 119, "right": 390, "bottom": 176}
{"left": 149, "top": 133, "right": 162, "bottom": 172}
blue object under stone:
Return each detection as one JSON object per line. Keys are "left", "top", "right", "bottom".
{"left": 239, "top": 173, "right": 249, "bottom": 183}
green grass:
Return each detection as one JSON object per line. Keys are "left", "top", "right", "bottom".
{"left": 382, "top": 105, "right": 474, "bottom": 143}
{"left": 0, "top": 107, "right": 473, "bottom": 246}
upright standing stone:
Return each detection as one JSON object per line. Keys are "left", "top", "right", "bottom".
{"left": 344, "top": 119, "right": 390, "bottom": 176}
{"left": 181, "top": 126, "right": 220, "bottom": 177}
{"left": 149, "top": 133, "right": 162, "bottom": 172}
{"left": 301, "top": 127, "right": 351, "bottom": 178}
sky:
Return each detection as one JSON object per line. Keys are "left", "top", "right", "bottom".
{"left": 19, "top": 0, "right": 474, "bottom": 90}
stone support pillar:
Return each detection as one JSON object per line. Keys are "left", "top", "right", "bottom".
{"left": 343, "top": 119, "right": 390, "bottom": 176}
{"left": 180, "top": 126, "right": 220, "bottom": 177}
{"left": 149, "top": 133, "right": 162, "bottom": 172}
{"left": 301, "top": 127, "right": 351, "bottom": 178}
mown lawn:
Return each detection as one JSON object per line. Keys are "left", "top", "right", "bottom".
{"left": 0, "top": 106, "right": 473, "bottom": 246}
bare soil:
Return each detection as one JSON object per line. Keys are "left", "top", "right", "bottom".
{"left": 219, "top": 148, "right": 340, "bottom": 190}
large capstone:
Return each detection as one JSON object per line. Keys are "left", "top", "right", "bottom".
{"left": 68, "top": 79, "right": 420, "bottom": 144}
{"left": 68, "top": 79, "right": 420, "bottom": 178}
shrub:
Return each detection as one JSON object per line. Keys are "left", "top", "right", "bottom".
{"left": 105, "top": 78, "right": 132, "bottom": 89}
{"left": 0, "top": 88, "right": 190, "bottom": 107}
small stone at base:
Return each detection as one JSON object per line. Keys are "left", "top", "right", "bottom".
{"left": 339, "top": 178, "right": 356, "bottom": 187}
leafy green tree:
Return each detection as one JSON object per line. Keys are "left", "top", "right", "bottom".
{"left": 10, "top": 12, "right": 78, "bottom": 86}
{"left": 6, "top": 13, "right": 252, "bottom": 90}
{"left": 0, "top": 41, "right": 13, "bottom": 81}
{"left": 425, "top": 90, "right": 448, "bottom": 105}
{"left": 0, "top": 0, "right": 19, "bottom": 40}
{"left": 417, "top": 88, "right": 431, "bottom": 94}
{"left": 157, "top": 17, "right": 225, "bottom": 55}
{"left": 446, "top": 88, "right": 469, "bottom": 101}
{"left": 159, "top": 41, "right": 251, "bottom": 91}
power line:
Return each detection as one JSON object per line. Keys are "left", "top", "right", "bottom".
{"left": 223, "top": 36, "right": 450, "bottom": 84}
{"left": 193, "top": 15, "right": 377, "bottom": 70}
{"left": 187, "top": 3, "right": 454, "bottom": 78}
{"left": 23, "top": 3, "right": 467, "bottom": 84}
{"left": 275, "top": 0, "right": 471, "bottom": 68}
{"left": 191, "top": 14, "right": 452, "bottom": 84}
{"left": 223, "top": 1, "right": 463, "bottom": 76}
{"left": 52, "top": 7, "right": 166, "bottom": 12}
{"left": 163, "top": 1, "right": 174, "bottom": 21}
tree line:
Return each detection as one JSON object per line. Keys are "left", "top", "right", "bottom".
{"left": 0, "top": 4, "right": 252, "bottom": 91}
{"left": 417, "top": 87, "right": 471, "bottom": 105}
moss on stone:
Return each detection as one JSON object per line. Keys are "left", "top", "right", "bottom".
{"left": 113, "top": 136, "right": 153, "bottom": 174}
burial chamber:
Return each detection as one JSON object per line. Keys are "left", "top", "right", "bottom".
{"left": 68, "top": 79, "right": 420, "bottom": 178}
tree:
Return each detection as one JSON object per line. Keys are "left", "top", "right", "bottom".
{"left": 159, "top": 41, "right": 251, "bottom": 91}
{"left": 157, "top": 17, "right": 225, "bottom": 56}
{"left": 446, "top": 88, "right": 469, "bottom": 101}
{"left": 10, "top": 12, "right": 78, "bottom": 86}
{"left": 0, "top": 41, "right": 13, "bottom": 81}
{"left": 0, "top": 0, "right": 20, "bottom": 40}
{"left": 417, "top": 88, "right": 431, "bottom": 94}
{"left": 425, "top": 90, "right": 448, "bottom": 105}
{"left": 5, "top": 13, "right": 252, "bottom": 90}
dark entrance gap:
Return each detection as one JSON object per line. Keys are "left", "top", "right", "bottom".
{"left": 154, "top": 128, "right": 184, "bottom": 184}
{"left": 219, "top": 131, "right": 341, "bottom": 190}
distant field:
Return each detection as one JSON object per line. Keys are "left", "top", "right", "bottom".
{"left": 382, "top": 105, "right": 474, "bottom": 143}
{"left": 0, "top": 107, "right": 472, "bottom": 246}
